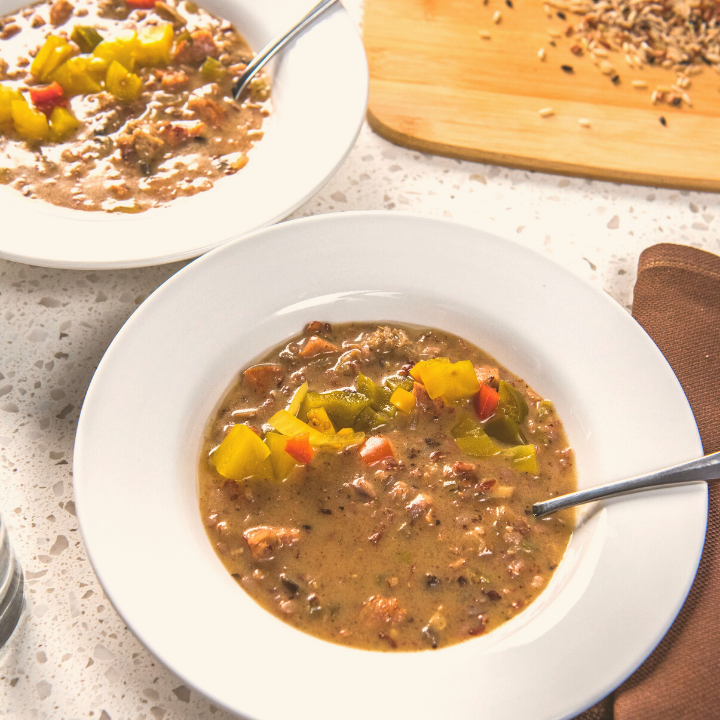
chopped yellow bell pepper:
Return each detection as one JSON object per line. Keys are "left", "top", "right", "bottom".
{"left": 456, "top": 433, "right": 501, "bottom": 458}
{"left": 52, "top": 56, "right": 103, "bottom": 96}
{"left": 287, "top": 381, "right": 308, "bottom": 417}
{"left": 135, "top": 23, "right": 174, "bottom": 67}
{"left": 105, "top": 60, "right": 142, "bottom": 102}
{"left": 390, "top": 387, "right": 416, "bottom": 414}
{"left": 501, "top": 445, "right": 538, "bottom": 474}
{"left": 265, "top": 431, "right": 297, "bottom": 481}
{"left": 412, "top": 358, "right": 479, "bottom": 401}
{"left": 307, "top": 407, "right": 335, "bottom": 434}
{"left": 93, "top": 30, "right": 138, "bottom": 71}
{"left": 268, "top": 409, "right": 364, "bottom": 448}
{"left": 0, "top": 85, "right": 23, "bottom": 124}
{"left": 211, "top": 424, "right": 271, "bottom": 481}
{"left": 49, "top": 106, "right": 80, "bottom": 142}
{"left": 409, "top": 357, "right": 449, "bottom": 381}
{"left": 31, "top": 36, "right": 76, "bottom": 82}
{"left": 11, "top": 100, "right": 50, "bottom": 141}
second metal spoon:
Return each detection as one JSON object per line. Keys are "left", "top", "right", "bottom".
{"left": 533, "top": 450, "right": 720, "bottom": 518}
{"left": 233, "top": 0, "right": 341, "bottom": 100}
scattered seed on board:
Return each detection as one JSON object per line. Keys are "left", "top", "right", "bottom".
{"left": 479, "top": 30, "right": 492, "bottom": 39}
{"left": 578, "top": 118, "right": 591, "bottom": 127}
{"left": 539, "top": 107, "right": 555, "bottom": 117}
{"left": 493, "top": 10, "right": 502, "bottom": 23}
{"left": 611, "top": 74, "right": 620, "bottom": 84}
{"left": 557, "top": 11, "right": 566, "bottom": 19}
{"left": 561, "top": 64, "right": 574, "bottom": 73}
{"left": 548, "top": 30, "right": 562, "bottom": 38}
{"left": 659, "top": 116, "right": 667, "bottom": 126}
{"left": 631, "top": 80, "right": 648, "bottom": 89}
{"left": 538, "top": 48, "right": 546, "bottom": 61}
{"left": 505, "top": 0, "right": 513, "bottom": 8}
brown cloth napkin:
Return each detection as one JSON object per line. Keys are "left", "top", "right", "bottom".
{"left": 576, "top": 243, "right": 720, "bottom": 720}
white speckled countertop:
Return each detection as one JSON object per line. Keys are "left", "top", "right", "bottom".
{"left": 1, "top": 1, "right": 719, "bottom": 718}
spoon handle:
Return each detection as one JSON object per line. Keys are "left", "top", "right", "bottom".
{"left": 233, "top": 0, "right": 341, "bottom": 99}
{"left": 532, "top": 450, "right": 720, "bottom": 518}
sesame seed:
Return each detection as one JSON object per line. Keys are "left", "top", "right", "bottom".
{"left": 548, "top": 30, "right": 562, "bottom": 38}
{"left": 599, "top": 60, "right": 616, "bottom": 75}
{"left": 544, "top": 3, "right": 552, "bottom": 17}
{"left": 479, "top": 30, "right": 492, "bottom": 39}
{"left": 539, "top": 107, "right": 555, "bottom": 117}
{"left": 659, "top": 116, "right": 667, "bottom": 126}
{"left": 631, "top": 80, "right": 648, "bottom": 88}
{"left": 578, "top": 118, "right": 591, "bottom": 127}
{"left": 561, "top": 64, "right": 574, "bottom": 73}
{"left": 505, "top": 0, "right": 513, "bottom": 7}
{"left": 493, "top": 10, "right": 502, "bottom": 23}
{"left": 538, "top": 47, "right": 547, "bottom": 60}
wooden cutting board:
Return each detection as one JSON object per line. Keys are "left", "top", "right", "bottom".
{"left": 364, "top": 0, "right": 720, "bottom": 191}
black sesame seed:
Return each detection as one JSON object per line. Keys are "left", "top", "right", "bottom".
{"left": 302, "top": 524, "right": 312, "bottom": 530}
{"left": 611, "top": 74, "right": 620, "bottom": 84}
{"left": 557, "top": 10, "right": 566, "bottom": 19}
{"left": 505, "top": 0, "right": 513, "bottom": 6}
{"left": 671, "top": 96, "right": 682, "bottom": 106}
{"left": 561, "top": 64, "right": 574, "bottom": 73}
{"left": 659, "top": 116, "right": 667, "bottom": 126}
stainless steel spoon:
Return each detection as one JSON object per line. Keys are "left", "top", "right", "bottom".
{"left": 532, "top": 450, "right": 720, "bottom": 518}
{"left": 232, "top": 0, "right": 341, "bottom": 99}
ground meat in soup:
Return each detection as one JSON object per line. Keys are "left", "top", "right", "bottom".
{"left": 198, "top": 322, "right": 576, "bottom": 652}
{"left": 0, "top": 0, "right": 270, "bottom": 212}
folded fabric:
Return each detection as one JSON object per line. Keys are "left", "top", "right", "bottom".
{"left": 576, "top": 243, "right": 720, "bottom": 720}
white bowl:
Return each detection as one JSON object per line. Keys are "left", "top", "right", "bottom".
{"left": 74, "top": 211, "right": 706, "bottom": 720}
{"left": 0, "top": 0, "right": 367, "bottom": 269}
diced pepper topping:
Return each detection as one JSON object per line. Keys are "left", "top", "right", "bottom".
{"left": 300, "top": 335, "right": 338, "bottom": 358}
{"left": 501, "top": 445, "right": 538, "bottom": 474}
{"left": 105, "top": 60, "right": 142, "bottom": 102}
{"left": 287, "top": 381, "right": 308, "bottom": 417}
{"left": 126, "top": 0, "right": 157, "bottom": 7}
{"left": 201, "top": 56, "right": 226, "bottom": 81}
{"left": 496, "top": 380, "right": 528, "bottom": 423}
{"left": 51, "top": 56, "right": 104, "bottom": 95}
{"left": 29, "top": 81, "right": 67, "bottom": 117}
{"left": 49, "top": 106, "right": 80, "bottom": 141}
{"left": 11, "top": 99, "right": 50, "bottom": 141}
{"left": 389, "top": 387, "right": 416, "bottom": 414}
{"left": 353, "top": 406, "right": 387, "bottom": 433}
{"left": 474, "top": 383, "right": 499, "bottom": 421}
{"left": 299, "top": 390, "right": 371, "bottom": 430}
{"left": 135, "top": 23, "right": 174, "bottom": 67}
{"left": 70, "top": 25, "right": 104, "bottom": 53}
{"left": 265, "top": 431, "right": 297, "bottom": 481}
{"left": 451, "top": 415, "right": 501, "bottom": 457}
{"left": 356, "top": 373, "right": 395, "bottom": 415}
{"left": 31, "top": 36, "right": 75, "bottom": 82}
{"left": 307, "top": 407, "right": 335, "bottom": 434}
{"left": 284, "top": 433, "right": 315, "bottom": 465}
{"left": 359, "top": 435, "right": 395, "bottom": 465}
{"left": 483, "top": 415, "right": 527, "bottom": 446}
{"left": 268, "top": 409, "right": 364, "bottom": 448}
{"left": 410, "top": 358, "right": 480, "bottom": 401}
{"left": 93, "top": 29, "right": 138, "bottom": 71}
{"left": 211, "top": 424, "right": 271, "bottom": 482}
{"left": 0, "top": 84, "right": 23, "bottom": 124}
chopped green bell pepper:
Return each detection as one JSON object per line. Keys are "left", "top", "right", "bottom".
{"left": 299, "top": 390, "right": 370, "bottom": 430}
{"left": 384, "top": 375, "right": 414, "bottom": 393}
{"left": 496, "top": 380, "right": 528, "bottom": 423}
{"left": 456, "top": 433, "right": 501, "bottom": 458}
{"left": 353, "top": 406, "right": 387, "bottom": 433}
{"left": 71, "top": 26, "right": 104, "bottom": 53}
{"left": 501, "top": 445, "right": 538, "bottom": 474}
{"left": 201, "top": 56, "right": 226, "bottom": 81}
{"left": 268, "top": 409, "right": 365, "bottom": 449}
{"left": 356, "top": 373, "right": 395, "bottom": 415}
{"left": 483, "top": 415, "right": 527, "bottom": 446}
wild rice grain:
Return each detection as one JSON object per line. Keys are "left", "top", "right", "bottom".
{"left": 561, "top": 64, "right": 574, "bottom": 73}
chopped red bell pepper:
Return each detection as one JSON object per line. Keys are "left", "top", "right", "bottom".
{"left": 126, "top": 0, "right": 157, "bottom": 7}
{"left": 284, "top": 433, "right": 315, "bottom": 465}
{"left": 359, "top": 435, "right": 395, "bottom": 465}
{"left": 29, "top": 82, "right": 68, "bottom": 117}
{"left": 474, "top": 383, "right": 499, "bottom": 421}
